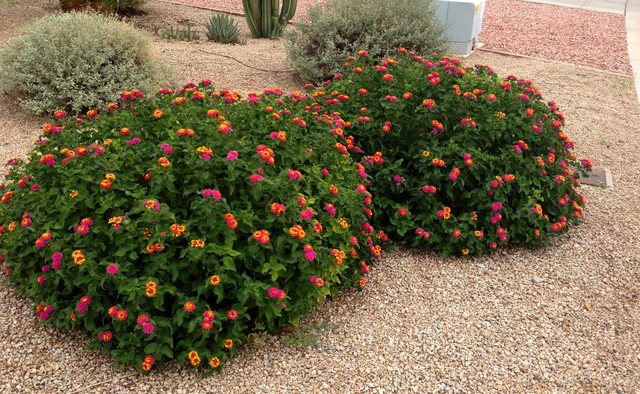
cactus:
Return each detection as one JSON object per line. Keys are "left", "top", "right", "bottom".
{"left": 242, "top": 0, "right": 297, "bottom": 38}
{"left": 242, "top": 0, "right": 260, "bottom": 38}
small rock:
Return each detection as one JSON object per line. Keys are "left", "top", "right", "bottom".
{"left": 584, "top": 302, "right": 591, "bottom": 311}
{"left": 532, "top": 276, "right": 545, "bottom": 283}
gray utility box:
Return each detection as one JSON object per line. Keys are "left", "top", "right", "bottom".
{"left": 433, "top": 0, "right": 486, "bottom": 55}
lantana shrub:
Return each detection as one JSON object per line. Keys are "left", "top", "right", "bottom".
{"left": 303, "top": 49, "right": 591, "bottom": 256}
{"left": 0, "top": 83, "right": 383, "bottom": 373}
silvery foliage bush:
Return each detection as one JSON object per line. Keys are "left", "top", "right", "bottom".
{"left": 0, "top": 11, "right": 166, "bottom": 115}
{"left": 284, "top": 0, "right": 450, "bottom": 83}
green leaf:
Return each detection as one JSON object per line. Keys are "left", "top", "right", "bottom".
{"left": 222, "top": 256, "right": 236, "bottom": 271}
{"left": 170, "top": 263, "right": 179, "bottom": 283}
{"left": 153, "top": 294, "right": 165, "bottom": 311}
{"left": 160, "top": 345, "right": 173, "bottom": 358}
{"left": 84, "top": 198, "right": 96, "bottom": 209}
{"left": 165, "top": 179, "right": 178, "bottom": 194}
{"left": 155, "top": 316, "right": 170, "bottom": 328}
{"left": 144, "top": 342, "right": 159, "bottom": 354}
{"left": 210, "top": 243, "right": 225, "bottom": 255}
{"left": 173, "top": 310, "right": 185, "bottom": 327}
{"left": 224, "top": 247, "right": 241, "bottom": 257}
{"left": 188, "top": 317, "right": 199, "bottom": 333}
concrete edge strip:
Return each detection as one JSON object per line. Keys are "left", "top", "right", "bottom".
{"left": 604, "top": 167, "right": 614, "bottom": 190}
{"left": 626, "top": 18, "right": 640, "bottom": 104}
{"left": 520, "top": 0, "right": 625, "bottom": 15}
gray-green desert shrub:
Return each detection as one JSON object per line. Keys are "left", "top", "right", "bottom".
{"left": 0, "top": 12, "right": 166, "bottom": 115}
{"left": 58, "top": 0, "right": 145, "bottom": 14}
{"left": 284, "top": 0, "right": 450, "bottom": 83}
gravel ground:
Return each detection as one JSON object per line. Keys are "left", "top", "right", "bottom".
{"left": 1, "top": 0, "right": 640, "bottom": 392}
{"left": 159, "top": 0, "right": 633, "bottom": 76}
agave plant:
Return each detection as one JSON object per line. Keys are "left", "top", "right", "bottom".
{"left": 205, "top": 14, "right": 241, "bottom": 44}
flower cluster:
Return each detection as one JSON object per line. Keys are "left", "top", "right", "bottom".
{"left": 223, "top": 213, "right": 238, "bottom": 229}
{"left": 252, "top": 230, "right": 270, "bottom": 245}
{"left": 141, "top": 355, "right": 155, "bottom": 371}
{"left": 324, "top": 204, "right": 336, "bottom": 217}
{"left": 303, "top": 245, "right": 316, "bottom": 261}
{"left": 267, "top": 287, "right": 286, "bottom": 300}
{"left": 197, "top": 146, "right": 213, "bottom": 161}
{"left": 203, "top": 189, "right": 222, "bottom": 201}
{"left": 270, "top": 202, "right": 286, "bottom": 217}
{"left": 289, "top": 225, "right": 305, "bottom": 239}
{"left": 36, "top": 303, "right": 54, "bottom": 321}
{"left": 76, "top": 296, "right": 92, "bottom": 314}
{"left": 145, "top": 281, "right": 157, "bottom": 297}
{"left": 106, "top": 264, "right": 119, "bottom": 275}
{"left": 190, "top": 239, "right": 205, "bottom": 248}
{"left": 184, "top": 301, "right": 195, "bottom": 312}
{"left": 256, "top": 145, "right": 275, "bottom": 165}
{"left": 72, "top": 249, "right": 85, "bottom": 265}
{"left": 108, "top": 216, "right": 125, "bottom": 231}
{"left": 169, "top": 223, "right": 186, "bottom": 237}
{"left": 51, "top": 252, "right": 63, "bottom": 270}
{"left": 143, "top": 199, "right": 161, "bottom": 211}
{"left": 188, "top": 350, "right": 201, "bottom": 366}
{"left": 74, "top": 217, "right": 94, "bottom": 235}
{"left": 300, "top": 208, "right": 314, "bottom": 220}
{"left": 177, "top": 128, "right": 195, "bottom": 137}
{"left": 98, "top": 331, "right": 113, "bottom": 342}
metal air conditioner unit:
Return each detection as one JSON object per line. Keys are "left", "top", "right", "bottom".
{"left": 433, "top": 0, "right": 486, "bottom": 55}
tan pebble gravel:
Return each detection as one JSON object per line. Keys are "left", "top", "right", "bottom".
{"left": 0, "top": 0, "right": 639, "bottom": 392}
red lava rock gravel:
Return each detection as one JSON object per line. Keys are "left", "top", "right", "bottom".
{"left": 160, "top": 0, "right": 633, "bottom": 76}
{"left": 479, "top": 0, "right": 631, "bottom": 75}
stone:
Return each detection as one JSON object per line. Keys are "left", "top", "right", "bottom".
{"left": 578, "top": 167, "right": 613, "bottom": 189}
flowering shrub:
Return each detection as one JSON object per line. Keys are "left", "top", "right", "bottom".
{"left": 0, "top": 82, "right": 383, "bottom": 373}
{"left": 304, "top": 49, "right": 592, "bottom": 256}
